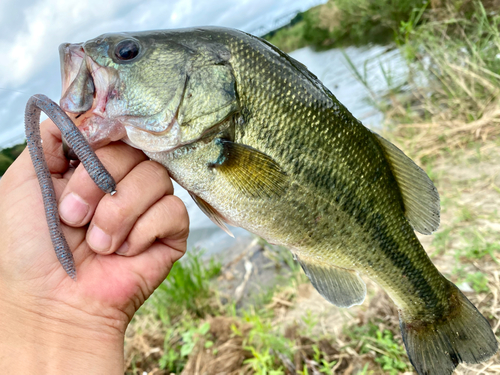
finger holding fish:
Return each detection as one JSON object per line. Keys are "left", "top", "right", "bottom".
{"left": 115, "top": 194, "right": 189, "bottom": 257}
{"left": 58, "top": 143, "right": 148, "bottom": 227}
{"left": 85, "top": 159, "right": 173, "bottom": 255}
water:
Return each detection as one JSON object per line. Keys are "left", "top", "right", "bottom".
{"left": 179, "top": 44, "right": 408, "bottom": 255}
{"left": 291, "top": 45, "right": 407, "bottom": 128}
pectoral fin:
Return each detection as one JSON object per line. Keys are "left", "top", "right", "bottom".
{"left": 189, "top": 192, "right": 234, "bottom": 238}
{"left": 373, "top": 133, "right": 440, "bottom": 235}
{"left": 209, "top": 139, "right": 288, "bottom": 199}
{"left": 297, "top": 255, "right": 366, "bottom": 308}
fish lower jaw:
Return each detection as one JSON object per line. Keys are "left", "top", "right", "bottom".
{"left": 65, "top": 112, "right": 127, "bottom": 150}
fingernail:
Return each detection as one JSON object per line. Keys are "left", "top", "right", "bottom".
{"left": 115, "top": 242, "right": 129, "bottom": 256}
{"left": 59, "top": 193, "right": 89, "bottom": 224}
{"left": 88, "top": 225, "right": 112, "bottom": 252}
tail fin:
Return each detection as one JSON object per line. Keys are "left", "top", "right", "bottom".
{"left": 399, "top": 282, "right": 498, "bottom": 375}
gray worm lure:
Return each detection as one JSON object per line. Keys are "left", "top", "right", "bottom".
{"left": 25, "top": 94, "right": 116, "bottom": 279}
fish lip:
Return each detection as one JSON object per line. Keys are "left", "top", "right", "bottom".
{"left": 84, "top": 55, "right": 116, "bottom": 118}
{"left": 60, "top": 43, "right": 118, "bottom": 119}
{"left": 59, "top": 43, "right": 86, "bottom": 98}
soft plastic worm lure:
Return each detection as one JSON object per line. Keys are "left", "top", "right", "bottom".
{"left": 24, "top": 94, "right": 116, "bottom": 279}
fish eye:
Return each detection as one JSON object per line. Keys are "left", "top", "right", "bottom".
{"left": 114, "top": 39, "right": 140, "bottom": 61}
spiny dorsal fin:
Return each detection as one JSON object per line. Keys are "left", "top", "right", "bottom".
{"left": 297, "top": 255, "right": 366, "bottom": 308}
{"left": 189, "top": 192, "right": 234, "bottom": 238}
{"left": 373, "top": 133, "right": 440, "bottom": 235}
{"left": 210, "top": 139, "right": 288, "bottom": 199}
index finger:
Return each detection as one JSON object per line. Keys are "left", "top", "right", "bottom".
{"left": 58, "top": 143, "right": 148, "bottom": 227}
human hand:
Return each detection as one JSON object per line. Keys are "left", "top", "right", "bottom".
{"left": 0, "top": 119, "right": 189, "bottom": 374}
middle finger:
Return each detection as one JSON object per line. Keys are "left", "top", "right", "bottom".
{"left": 86, "top": 160, "right": 173, "bottom": 254}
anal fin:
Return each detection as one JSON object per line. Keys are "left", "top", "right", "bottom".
{"left": 189, "top": 192, "right": 234, "bottom": 238}
{"left": 297, "top": 255, "right": 366, "bottom": 308}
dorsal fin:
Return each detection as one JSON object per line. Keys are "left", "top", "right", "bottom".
{"left": 189, "top": 192, "right": 234, "bottom": 238}
{"left": 373, "top": 133, "right": 440, "bottom": 235}
{"left": 297, "top": 255, "right": 366, "bottom": 308}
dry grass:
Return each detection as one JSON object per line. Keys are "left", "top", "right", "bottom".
{"left": 124, "top": 313, "right": 168, "bottom": 374}
{"left": 385, "top": 103, "right": 500, "bottom": 164}
{"left": 383, "top": 1, "right": 500, "bottom": 164}
{"left": 180, "top": 317, "right": 253, "bottom": 375}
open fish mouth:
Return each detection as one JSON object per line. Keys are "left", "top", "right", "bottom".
{"left": 59, "top": 43, "right": 112, "bottom": 118}
{"left": 59, "top": 42, "right": 128, "bottom": 149}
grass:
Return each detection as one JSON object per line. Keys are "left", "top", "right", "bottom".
{"left": 264, "top": 0, "right": 433, "bottom": 52}
{"left": 0, "top": 143, "right": 25, "bottom": 176}
{"left": 464, "top": 272, "right": 490, "bottom": 293}
{"left": 124, "top": 251, "right": 223, "bottom": 373}
{"left": 346, "top": 324, "right": 409, "bottom": 375}
{"left": 124, "top": 243, "right": 420, "bottom": 374}
{"left": 241, "top": 310, "right": 294, "bottom": 374}
{"left": 382, "top": 1, "right": 500, "bottom": 163}
{"left": 150, "top": 251, "right": 222, "bottom": 320}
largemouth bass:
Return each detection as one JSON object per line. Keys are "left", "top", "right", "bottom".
{"left": 55, "top": 27, "right": 497, "bottom": 374}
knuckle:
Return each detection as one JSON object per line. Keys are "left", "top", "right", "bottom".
{"left": 74, "top": 161, "right": 96, "bottom": 185}
{"left": 98, "top": 195, "right": 134, "bottom": 226}
{"left": 167, "top": 195, "right": 188, "bottom": 218}
{"left": 165, "top": 196, "right": 190, "bottom": 235}
{"left": 133, "top": 219, "right": 157, "bottom": 244}
{"left": 66, "top": 163, "right": 104, "bottom": 201}
{"left": 140, "top": 161, "right": 171, "bottom": 190}
{"left": 95, "top": 143, "right": 146, "bottom": 173}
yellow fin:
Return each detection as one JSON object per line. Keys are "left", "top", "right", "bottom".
{"left": 189, "top": 192, "right": 234, "bottom": 238}
{"left": 210, "top": 139, "right": 288, "bottom": 199}
{"left": 373, "top": 133, "right": 440, "bottom": 235}
{"left": 297, "top": 255, "right": 366, "bottom": 308}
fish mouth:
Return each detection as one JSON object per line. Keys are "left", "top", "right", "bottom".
{"left": 59, "top": 43, "right": 127, "bottom": 149}
{"left": 60, "top": 43, "right": 113, "bottom": 117}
